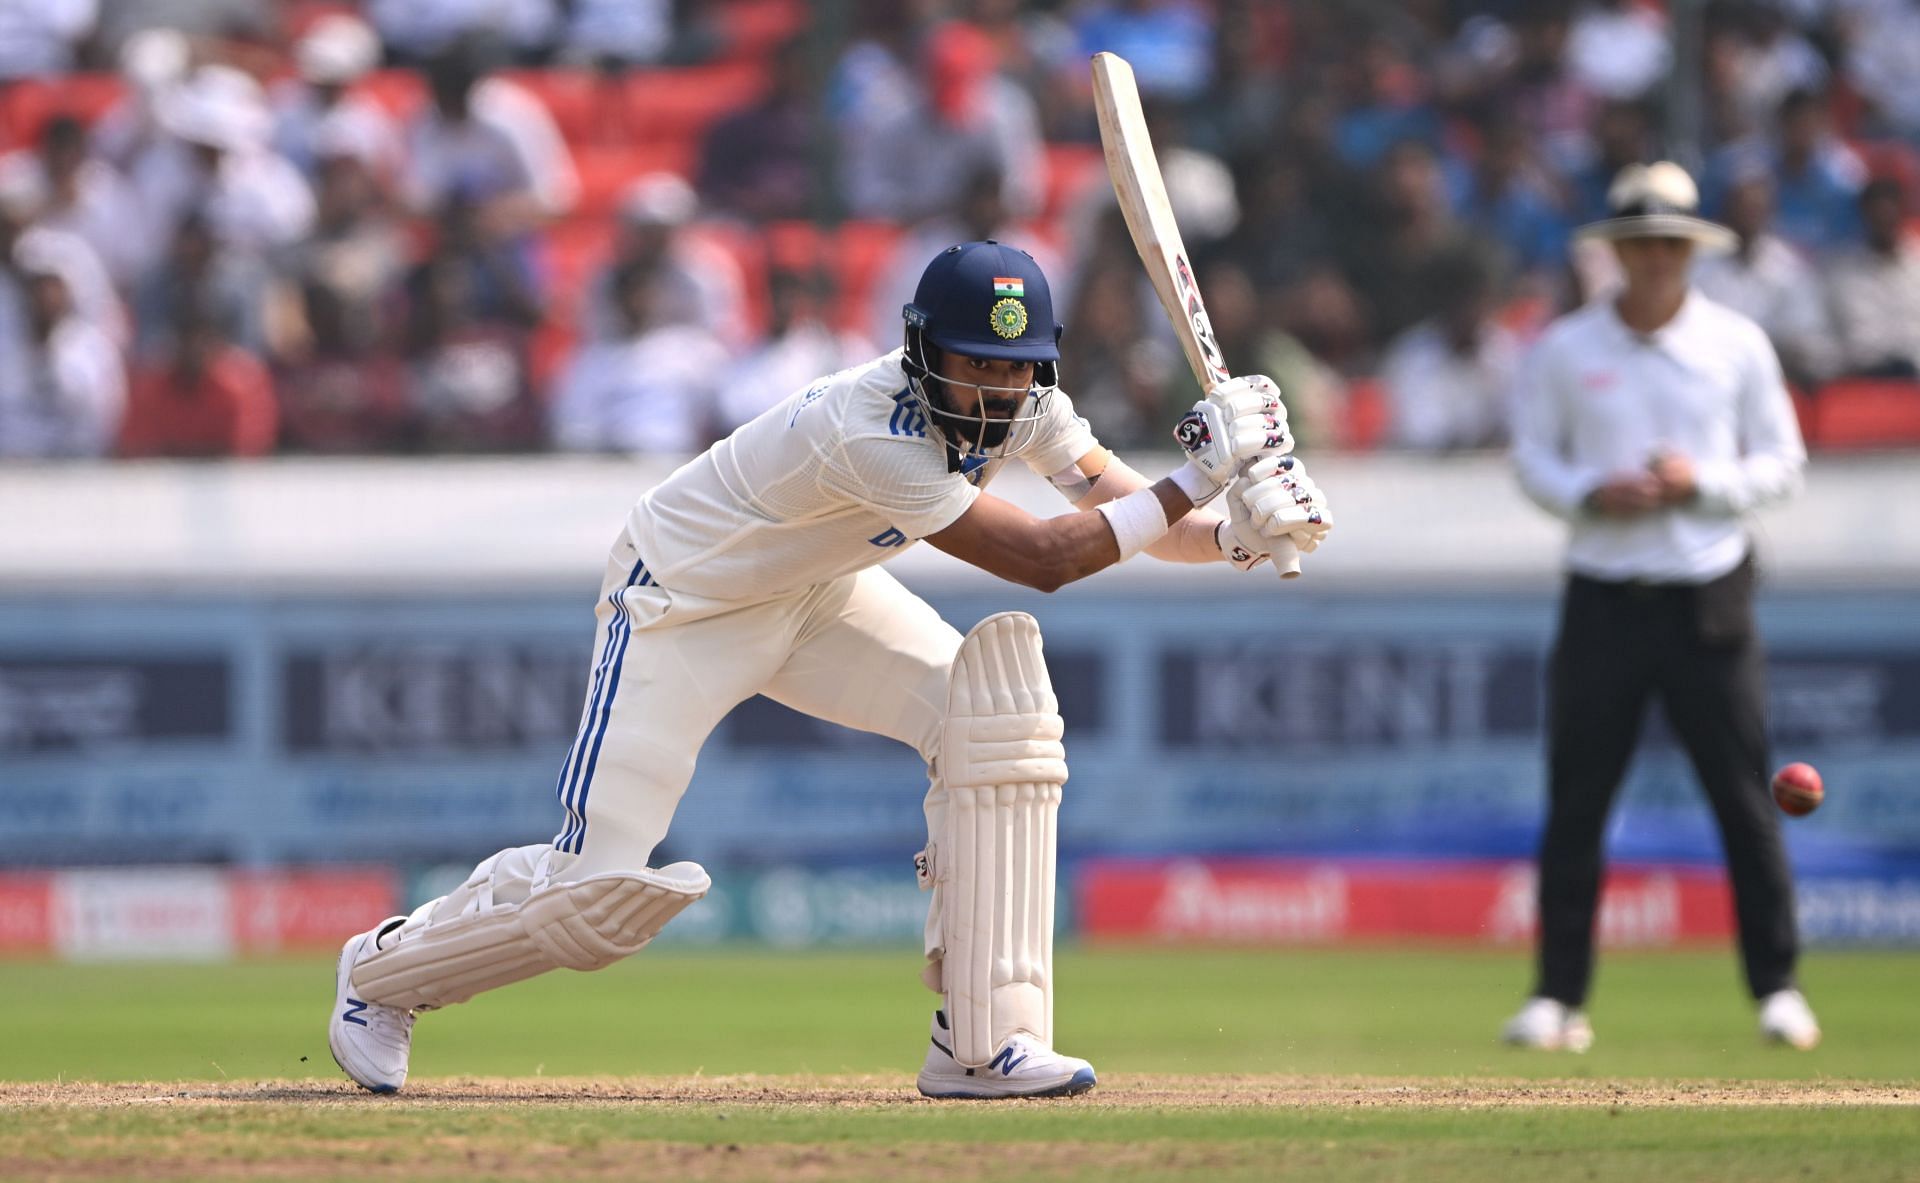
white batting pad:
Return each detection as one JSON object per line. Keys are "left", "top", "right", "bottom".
{"left": 351, "top": 862, "right": 710, "bottom": 1011}
{"left": 929, "top": 612, "right": 1069, "bottom": 1067}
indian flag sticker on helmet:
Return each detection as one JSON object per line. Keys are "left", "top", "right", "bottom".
{"left": 992, "top": 277, "right": 1025, "bottom": 297}
{"left": 989, "top": 297, "right": 1029, "bottom": 339}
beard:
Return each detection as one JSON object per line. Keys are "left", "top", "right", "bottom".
{"left": 930, "top": 387, "right": 1021, "bottom": 452}
{"left": 947, "top": 411, "right": 1015, "bottom": 451}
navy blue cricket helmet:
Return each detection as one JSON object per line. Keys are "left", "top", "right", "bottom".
{"left": 903, "top": 240, "right": 1061, "bottom": 362}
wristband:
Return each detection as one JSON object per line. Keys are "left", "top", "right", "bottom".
{"left": 1095, "top": 487, "right": 1171, "bottom": 562}
{"left": 1168, "top": 460, "right": 1225, "bottom": 506}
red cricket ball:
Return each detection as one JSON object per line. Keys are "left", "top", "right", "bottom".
{"left": 1771, "top": 762, "right": 1824, "bottom": 817}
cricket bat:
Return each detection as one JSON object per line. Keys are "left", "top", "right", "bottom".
{"left": 1090, "top": 51, "right": 1302, "bottom": 578}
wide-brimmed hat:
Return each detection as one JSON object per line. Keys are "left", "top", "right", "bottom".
{"left": 160, "top": 65, "right": 270, "bottom": 153}
{"left": 297, "top": 14, "right": 381, "bottom": 85}
{"left": 1574, "top": 161, "right": 1736, "bottom": 253}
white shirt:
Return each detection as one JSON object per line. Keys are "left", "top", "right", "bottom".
{"left": 627, "top": 349, "right": 1097, "bottom": 602}
{"left": 1846, "top": 0, "right": 1920, "bottom": 135}
{"left": 581, "top": 233, "right": 747, "bottom": 349}
{"left": 719, "top": 320, "right": 875, "bottom": 431}
{"left": 549, "top": 324, "right": 729, "bottom": 455}
{"left": 1692, "top": 234, "right": 1835, "bottom": 380}
{"left": 1380, "top": 320, "right": 1522, "bottom": 451}
{"left": 1511, "top": 291, "right": 1806, "bottom": 583}
{"left": 564, "top": 0, "right": 670, "bottom": 63}
{"left": 1567, "top": 4, "right": 1672, "bottom": 100}
{"left": 368, "top": 0, "right": 557, "bottom": 58}
{"left": 134, "top": 140, "right": 317, "bottom": 259}
{"left": 271, "top": 85, "right": 405, "bottom": 184}
{"left": 0, "top": 0, "right": 95, "bottom": 79}
{"left": 7, "top": 224, "right": 127, "bottom": 347}
{"left": 4, "top": 153, "right": 147, "bottom": 285}
{"left": 405, "top": 78, "right": 578, "bottom": 217}
{"left": 0, "top": 315, "right": 123, "bottom": 459}
{"left": 1824, "top": 239, "right": 1920, "bottom": 373}
{"left": 842, "top": 78, "right": 1046, "bottom": 223}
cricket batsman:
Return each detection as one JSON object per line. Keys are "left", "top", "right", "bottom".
{"left": 327, "top": 240, "right": 1331, "bottom": 1098}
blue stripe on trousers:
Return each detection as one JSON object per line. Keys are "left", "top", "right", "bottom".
{"left": 553, "top": 557, "right": 647, "bottom": 850}
{"left": 551, "top": 590, "right": 622, "bottom": 849}
{"left": 566, "top": 566, "right": 644, "bottom": 852}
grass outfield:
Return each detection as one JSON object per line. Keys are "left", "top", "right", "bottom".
{"left": 1, "top": 946, "right": 1915, "bottom": 1182}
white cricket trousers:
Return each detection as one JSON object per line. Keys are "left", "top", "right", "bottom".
{"left": 420, "top": 534, "right": 964, "bottom": 924}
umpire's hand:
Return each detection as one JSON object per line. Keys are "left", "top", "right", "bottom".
{"left": 1586, "top": 472, "right": 1664, "bottom": 517}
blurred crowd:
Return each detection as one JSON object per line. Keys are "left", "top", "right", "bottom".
{"left": 3, "top": 0, "right": 1920, "bottom": 462}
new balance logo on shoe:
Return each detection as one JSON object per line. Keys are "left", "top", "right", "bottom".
{"left": 988, "top": 1046, "right": 1029, "bottom": 1075}
{"left": 342, "top": 999, "right": 371, "bottom": 1027}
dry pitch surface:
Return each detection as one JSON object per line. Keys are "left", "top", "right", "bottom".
{"left": 4, "top": 1073, "right": 1915, "bottom": 1108}
{"left": 6, "top": 1075, "right": 1918, "bottom": 1183}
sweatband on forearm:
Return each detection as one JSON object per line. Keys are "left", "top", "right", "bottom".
{"left": 1094, "top": 487, "right": 1171, "bottom": 562}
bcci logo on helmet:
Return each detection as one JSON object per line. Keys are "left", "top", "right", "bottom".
{"left": 989, "top": 297, "right": 1029, "bottom": 340}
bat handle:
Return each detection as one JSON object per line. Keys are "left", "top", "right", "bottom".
{"left": 1229, "top": 449, "right": 1303, "bottom": 579}
{"left": 1272, "top": 535, "right": 1302, "bottom": 580}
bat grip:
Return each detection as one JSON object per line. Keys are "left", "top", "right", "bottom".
{"left": 1272, "top": 535, "right": 1302, "bottom": 579}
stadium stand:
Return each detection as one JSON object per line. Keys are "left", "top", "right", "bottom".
{"left": 5, "top": 2, "right": 1920, "bottom": 457}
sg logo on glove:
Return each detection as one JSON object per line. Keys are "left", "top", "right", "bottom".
{"left": 1174, "top": 411, "right": 1211, "bottom": 452}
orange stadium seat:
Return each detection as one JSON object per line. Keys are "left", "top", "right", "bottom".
{"left": 0, "top": 73, "right": 125, "bottom": 149}
{"left": 620, "top": 62, "right": 764, "bottom": 143}
{"left": 1789, "top": 386, "right": 1817, "bottom": 442}
{"left": 1042, "top": 143, "right": 1105, "bottom": 222}
{"left": 529, "top": 320, "right": 578, "bottom": 394}
{"left": 762, "top": 219, "right": 824, "bottom": 271}
{"left": 540, "top": 217, "right": 616, "bottom": 317}
{"left": 832, "top": 220, "right": 902, "bottom": 326}
{"left": 720, "top": 0, "right": 806, "bottom": 58}
{"left": 1340, "top": 377, "right": 1389, "bottom": 451}
{"left": 500, "top": 69, "right": 614, "bottom": 146}
{"left": 352, "top": 70, "right": 427, "bottom": 119}
{"left": 1807, "top": 378, "right": 1920, "bottom": 450}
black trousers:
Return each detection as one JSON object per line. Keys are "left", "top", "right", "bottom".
{"left": 1533, "top": 555, "right": 1799, "bottom": 1007}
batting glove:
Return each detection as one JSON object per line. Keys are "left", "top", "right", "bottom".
{"left": 1169, "top": 375, "right": 1292, "bottom": 503}
{"left": 1240, "top": 454, "right": 1331, "bottom": 551}
{"left": 1216, "top": 471, "right": 1275, "bottom": 570}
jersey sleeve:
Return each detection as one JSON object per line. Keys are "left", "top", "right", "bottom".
{"left": 1509, "top": 329, "right": 1602, "bottom": 520}
{"left": 1693, "top": 318, "right": 1807, "bottom": 516}
{"left": 821, "top": 433, "right": 981, "bottom": 539}
{"left": 1020, "top": 387, "right": 1100, "bottom": 475}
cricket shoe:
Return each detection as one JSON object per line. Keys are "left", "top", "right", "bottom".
{"left": 328, "top": 919, "right": 415, "bottom": 1093}
{"left": 1758, "top": 989, "right": 1821, "bottom": 1050}
{"left": 1500, "top": 997, "right": 1594, "bottom": 1053}
{"left": 916, "top": 1010, "right": 1097, "bottom": 1099}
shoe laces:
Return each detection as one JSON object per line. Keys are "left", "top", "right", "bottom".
{"left": 363, "top": 1001, "right": 415, "bottom": 1053}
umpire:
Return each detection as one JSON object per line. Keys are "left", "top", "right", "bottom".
{"left": 1505, "top": 162, "right": 1818, "bottom": 1052}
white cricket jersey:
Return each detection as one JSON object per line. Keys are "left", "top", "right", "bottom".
{"left": 1511, "top": 290, "right": 1806, "bottom": 583}
{"left": 625, "top": 349, "right": 1097, "bottom": 600}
